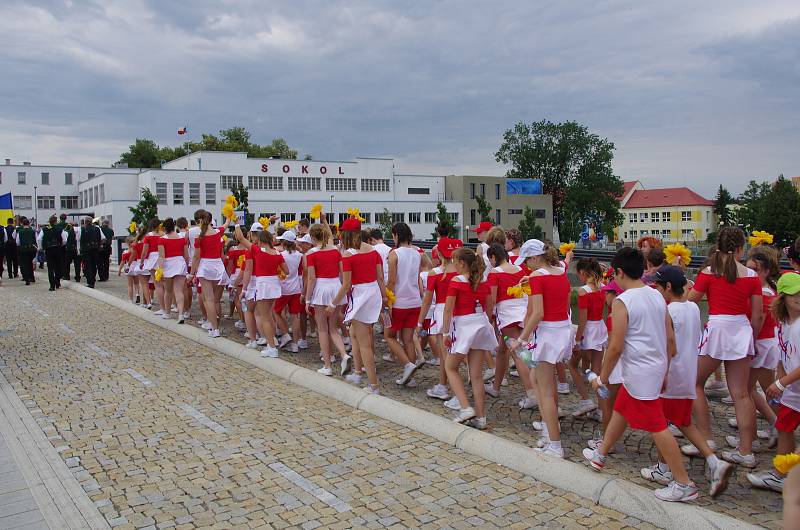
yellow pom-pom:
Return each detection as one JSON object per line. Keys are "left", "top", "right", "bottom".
{"left": 258, "top": 216, "right": 270, "bottom": 229}
{"left": 506, "top": 285, "right": 524, "bottom": 298}
{"left": 128, "top": 221, "right": 137, "bottom": 234}
{"left": 310, "top": 204, "right": 323, "bottom": 220}
{"left": 221, "top": 203, "right": 235, "bottom": 221}
{"left": 283, "top": 220, "right": 299, "bottom": 229}
{"left": 345, "top": 207, "right": 366, "bottom": 222}
{"left": 664, "top": 243, "right": 692, "bottom": 266}
{"left": 236, "top": 254, "right": 245, "bottom": 267}
{"left": 277, "top": 266, "right": 287, "bottom": 280}
{"left": 224, "top": 194, "right": 238, "bottom": 208}
{"left": 222, "top": 235, "right": 228, "bottom": 243}
{"left": 153, "top": 267, "right": 163, "bottom": 282}
{"left": 748, "top": 230, "right": 774, "bottom": 247}
{"left": 559, "top": 242, "right": 576, "bottom": 256}
{"left": 774, "top": 453, "right": 800, "bottom": 475}
{"left": 386, "top": 288, "right": 396, "bottom": 308}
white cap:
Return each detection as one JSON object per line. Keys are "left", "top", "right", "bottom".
{"left": 249, "top": 222, "right": 263, "bottom": 232}
{"left": 519, "top": 239, "right": 546, "bottom": 259}
{"left": 297, "top": 234, "right": 313, "bottom": 244}
{"left": 277, "top": 231, "right": 296, "bottom": 242}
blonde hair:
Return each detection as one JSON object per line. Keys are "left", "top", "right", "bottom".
{"left": 772, "top": 293, "right": 795, "bottom": 324}
{"left": 485, "top": 227, "right": 506, "bottom": 248}
{"left": 340, "top": 230, "right": 361, "bottom": 250}
{"left": 453, "top": 247, "right": 484, "bottom": 291}
{"left": 420, "top": 253, "right": 432, "bottom": 271}
{"left": 309, "top": 224, "right": 331, "bottom": 246}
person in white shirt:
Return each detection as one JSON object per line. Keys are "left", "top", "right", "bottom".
{"left": 368, "top": 228, "right": 392, "bottom": 283}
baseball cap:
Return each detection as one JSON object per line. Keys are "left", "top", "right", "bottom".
{"left": 438, "top": 237, "right": 464, "bottom": 258}
{"left": 340, "top": 217, "right": 361, "bottom": 232}
{"left": 471, "top": 221, "right": 493, "bottom": 234}
{"left": 601, "top": 280, "right": 623, "bottom": 293}
{"left": 518, "top": 239, "right": 545, "bottom": 259}
{"left": 777, "top": 272, "right": 800, "bottom": 295}
{"left": 653, "top": 265, "right": 687, "bottom": 289}
{"left": 277, "top": 231, "right": 296, "bottom": 242}
{"left": 297, "top": 234, "right": 313, "bottom": 244}
{"left": 249, "top": 222, "right": 263, "bottom": 232}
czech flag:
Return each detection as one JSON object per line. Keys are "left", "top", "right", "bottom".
{"left": 0, "top": 192, "right": 13, "bottom": 225}
{"left": 177, "top": 126, "right": 187, "bottom": 135}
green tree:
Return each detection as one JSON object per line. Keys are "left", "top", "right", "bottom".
{"left": 495, "top": 120, "right": 624, "bottom": 241}
{"left": 228, "top": 183, "right": 254, "bottom": 226}
{"left": 713, "top": 184, "right": 735, "bottom": 227}
{"left": 378, "top": 208, "right": 393, "bottom": 240}
{"left": 119, "top": 139, "right": 162, "bottom": 168}
{"left": 432, "top": 201, "right": 457, "bottom": 238}
{"left": 128, "top": 188, "right": 159, "bottom": 225}
{"left": 760, "top": 176, "right": 800, "bottom": 247}
{"left": 518, "top": 206, "right": 545, "bottom": 241}
{"left": 475, "top": 195, "right": 493, "bottom": 222}
{"left": 735, "top": 180, "right": 771, "bottom": 232}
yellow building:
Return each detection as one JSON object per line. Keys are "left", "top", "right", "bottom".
{"left": 792, "top": 176, "right": 800, "bottom": 192}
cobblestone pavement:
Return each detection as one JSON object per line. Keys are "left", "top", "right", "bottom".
{"left": 0, "top": 279, "right": 658, "bottom": 530}
{"left": 85, "top": 275, "right": 782, "bottom": 528}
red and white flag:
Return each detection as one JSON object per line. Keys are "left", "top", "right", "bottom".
{"left": 177, "top": 126, "right": 187, "bottom": 135}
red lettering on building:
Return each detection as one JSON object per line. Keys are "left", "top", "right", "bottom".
{"left": 338, "top": 166, "right": 344, "bottom": 175}
{"left": 282, "top": 165, "right": 290, "bottom": 173}
{"left": 320, "top": 166, "right": 327, "bottom": 175}
{"left": 261, "top": 164, "right": 268, "bottom": 173}
{"left": 301, "top": 165, "right": 308, "bottom": 174}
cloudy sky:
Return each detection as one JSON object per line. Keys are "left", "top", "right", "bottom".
{"left": 1, "top": 0, "right": 798, "bottom": 196}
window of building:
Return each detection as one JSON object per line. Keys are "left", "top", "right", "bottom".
{"left": 288, "top": 177, "right": 321, "bottom": 191}
{"left": 155, "top": 182, "right": 167, "bottom": 205}
{"left": 37, "top": 195, "right": 55, "bottom": 209}
{"left": 681, "top": 228, "right": 694, "bottom": 238}
{"left": 662, "top": 230, "right": 671, "bottom": 238}
{"left": 495, "top": 183, "right": 501, "bottom": 200}
{"left": 495, "top": 209, "right": 501, "bottom": 225}
{"left": 424, "top": 212, "right": 437, "bottom": 223}
{"left": 14, "top": 195, "right": 32, "bottom": 209}
{"left": 470, "top": 209, "right": 476, "bottom": 226}
{"left": 408, "top": 187, "right": 430, "bottom": 195}
{"left": 534, "top": 209, "right": 546, "bottom": 219}
{"left": 93, "top": 186, "right": 98, "bottom": 206}
{"left": 41, "top": 172, "right": 49, "bottom": 185}
{"left": 409, "top": 212, "right": 421, "bottom": 224}
{"left": 99, "top": 184, "right": 105, "bottom": 203}
{"left": 629, "top": 230, "right": 638, "bottom": 238}
{"left": 662, "top": 211, "right": 672, "bottom": 222}
{"left": 640, "top": 212, "right": 648, "bottom": 221}
{"left": 325, "top": 178, "right": 357, "bottom": 192}
{"left": 449, "top": 212, "right": 459, "bottom": 223}
{"left": 60, "top": 196, "right": 78, "bottom": 209}
{"left": 508, "top": 208, "right": 523, "bottom": 215}
{"left": 299, "top": 212, "right": 313, "bottom": 223}
{"left": 361, "top": 213, "right": 372, "bottom": 224}
{"left": 361, "top": 179, "right": 390, "bottom": 192}
{"left": 281, "top": 213, "right": 296, "bottom": 223}
{"left": 87, "top": 173, "right": 95, "bottom": 179}
{"left": 391, "top": 212, "right": 405, "bottom": 224}
{"left": 706, "top": 211, "right": 710, "bottom": 221}
{"left": 258, "top": 212, "right": 276, "bottom": 220}
{"left": 205, "top": 183, "right": 216, "bottom": 204}
{"left": 189, "top": 183, "right": 200, "bottom": 204}
{"left": 325, "top": 213, "right": 335, "bottom": 224}
{"left": 337, "top": 213, "right": 348, "bottom": 224}
{"left": 479, "top": 183, "right": 485, "bottom": 197}
{"left": 0, "top": 171, "right": 2, "bottom": 184}
{"left": 248, "top": 175, "right": 283, "bottom": 190}
{"left": 640, "top": 229, "right": 649, "bottom": 237}
{"left": 375, "top": 212, "right": 389, "bottom": 225}
{"left": 628, "top": 213, "right": 637, "bottom": 223}
{"left": 651, "top": 212, "right": 659, "bottom": 223}
{"left": 469, "top": 183, "right": 476, "bottom": 199}
{"left": 65, "top": 172, "right": 73, "bottom": 185}
{"left": 18, "top": 172, "right": 26, "bottom": 184}
{"left": 220, "top": 175, "right": 243, "bottom": 189}
{"left": 681, "top": 210, "right": 692, "bottom": 222}
{"left": 173, "top": 182, "right": 184, "bottom": 205}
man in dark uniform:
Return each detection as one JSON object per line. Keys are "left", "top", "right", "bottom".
{"left": 0, "top": 219, "right": 5, "bottom": 278}
{"left": 39, "top": 215, "right": 66, "bottom": 291}
{"left": 98, "top": 218, "right": 114, "bottom": 281}
{"left": 5, "top": 217, "right": 18, "bottom": 279}
{"left": 79, "top": 216, "right": 103, "bottom": 288}
{"left": 14, "top": 217, "right": 36, "bottom": 285}
{"left": 64, "top": 221, "right": 81, "bottom": 282}
{"left": 56, "top": 213, "right": 69, "bottom": 275}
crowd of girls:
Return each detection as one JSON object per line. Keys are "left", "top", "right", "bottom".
{"left": 116, "top": 206, "right": 800, "bottom": 504}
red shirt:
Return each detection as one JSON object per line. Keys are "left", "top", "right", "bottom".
{"left": 160, "top": 236, "right": 187, "bottom": 258}
{"left": 343, "top": 250, "right": 382, "bottom": 284}
{"left": 247, "top": 246, "right": 285, "bottom": 277}
{"left": 131, "top": 241, "right": 144, "bottom": 260}
{"left": 427, "top": 270, "right": 459, "bottom": 302}
{"left": 447, "top": 277, "right": 490, "bottom": 316}
{"left": 693, "top": 270, "right": 761, "bottom": 315}
{"left": 578, "top": 288, "right": 605, "bottom": 321}
{"left": 487, "top": 267, "right": 528, "bottom": 303}
{"left": 306, "top": 248, "right": 341, "bottom": 279}
{"left": 749, "top": 286, "right": 777, "bottom": 339}
{"left": 121, "top": 250, "right": 131, "bottom": 263}
{"left": 143, "top": 234, "right": 162, "bottom": 256}
{"left": 227, "top": 248, "right": 247, "bottom": 273}
{"left": 194, "top": 228, "right": 225, "bottom": 259}
{"left": 530, "top": 270, "right": 571, "bottom": 322}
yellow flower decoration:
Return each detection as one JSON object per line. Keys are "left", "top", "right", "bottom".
{"left": 258, "top": 216, "right": 271, "bottom": 229}
{"left": 507, "top": 283, "right": 532, "bottom": 298}
{"left": 310, "top": 204, "right": 323, "bottom": 220}
{"left": 128, "top": 221, "right": 137, "bottom": 235}
{"left": 283, "top": 220, "right": 299, "bottom": 229}
{"left": 664, "top": 243, "right": 692, "bottom": 266}
{"left": 222, "top": 235, "right": 228, "bottom": 243}
{"left": 559, "top": 242, "right": 576, "bottom": 256}
{"left": 153, "top": 267, "right": 163, "bottom": 282}
{"left": 748, "top": 230, "right": 774, "bottom": 247}
{"left": 774, "top": 453, "right": 800, "bottom": 475}
{"left": 346, "top": 207, "right": 366, "bottom": 222}
{"left": 236, "top": 254, "right": 245, "bottom": 267}
{"left": 386, "top": 288, "right": 397, "bottom": 308}
{"left": 277, "top": 266, "right": 287, "bottom": 280}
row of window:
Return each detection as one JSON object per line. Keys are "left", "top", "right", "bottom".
{"left": 624, "top": 229, "right": 701, "bottom": 240}
{"left": 219, "top": 176, "right": 392, "bottom": 193}
{"left": 12, "top": 195, "right": 79, "bottom": 210}
{"left": 256, "top": 212, "right": 456, "bottom": 225}
{"left": 469, "top": 183, "right": 502, "bottom": 201}
{"left": 155, "top": 182, "right": 216, "bottom": 206}
{"left": 627, "top": 210, "right": 706, "bottom": 223}
{"left": 469, "top": 208, "right": 546, "bottom": 226}
{"left": 3, "top": 171, "right": 95, "bottom": 186}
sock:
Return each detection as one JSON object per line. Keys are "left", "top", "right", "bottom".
{"left": 705, "top": 454, "right": 720, "bottom": 468}
{"left": 657, "top": 462, "right": 671, "bottom": 473}
{"left": 405, "top": 362, "right": 415, "bottom": 369}
{"left": 549, "top": 440, "right": 562, "bottom": 450}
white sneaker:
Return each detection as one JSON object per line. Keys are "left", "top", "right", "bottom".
{"left": 708, "top": 460, "right": 733, "bottom": 497}
{"left": 277, "top": 334, "right": 292, "bottom": 348}
{"left": 171, "top": 306, "right": 178, "bottom": 313}
{"left": 465, "top": 417, "right": 487, "bottom": 430}
{"left": 145, "top": 303, "right": 153, "bottom": 310}
{"left": 201, "top": 322, "right": 213, "bottom": 330}
{"left": 557, "top": 382, "right": 570, "bottom": 395}
{"left": 746, "top": 470, "right": 785, "bottom": 492}
{"left": 256, "top": 337, "right": 267, "bottom": 346}
{"left": 640, "top": 464, "right": 673, "bottom": 485}
{"left": 208, "top": 329, "right": 220, "bottom": 338}
{"left": 482, "top": 368, "right": 495, "bottom": 382}
{"left": 572, "top": 399, "right": 597, "bottom": 417}
{"left": 382, "top": 353, "right": 394, "bottom": 362}
{"left": 317, "top": 367, "right": 333, "bottom": 376}
{"left": 406, "top": 378, "right": 418, "bottom": 388}
{"left": 721, "top": 449, "right": 757, "bottom": 468}
{"left": 500, "top": 377, "right": 508, "bottom": 387}
{"left": 654, "top": 481, "right": 699, "bottom": 502}
{"left": 681, "top": 440, "right": 717, "bottom": 457}
{"left": 340, "top": 354, "right": 352, "bottom": 377}
{"left": 426, "top": 384, "right": 450, "bottom": 400}
{"left": 535, "top": 444, "right": 564, "bottom": 458}
{"left": 297, "top": 339, "right": 309, "bottom": 349}
{"left": 363, "top": 384, "right": 380, "bottom": 395}
{"left": 309, "top": 330, "right": 318, "bottom": 338}
{"left": 585, "top": 409, "right": 602, "bottom": 422}
{"left": 444, "top": 396, "right": 461, "bottom": 410}
{"left": 234, "top": 320, "right": 246, "bottom": 330}
{"left": 154, "top": 309, "right": 165, "bottom": 316}
{"left": 535, "top": 435, "right": 548, "bottom": 448}
{"left": 261, "top": 346, "right": 279, "bottom": 358}
{"left": 510, "top": 369, "right": 519, "bottom": 377}
{"left": 285, "top": 342, "right": 299, "bottom": 353}
{"left": 182, "top": 312, "right": 190, "bottom": 319}
{"left": 453, "top": 407, "right": 476, "bottom": 423}
{"left": 245, "top": 340, "right": 258, "bottom": 349}
{"left": 161, "top": 313, "right": 170, "bottom": 319}
{"left": 532, "top": 421, "right": 545, "bottom": 431}
{"left": 345, "top": 373, "right": 362, "bottom": 385}
{"left": 518, "top": 397, "right": 538, "bottom": 410}
{"left": 428, "top": 357, "right": 441, "bottom": 367}
{"left": 397, "top": 362, "right": 420, "bottom": 386}
{"left": 728, "top": 417, "right": 738, "bottom": 428}
{"left": 484, "top": 384, "right": 499, "bottom": 398}
{"left": 177, "top": 317, "right": 185, "bottom": 324}
{"left": 724, "top": 435, "right": 764, "bottom": 452}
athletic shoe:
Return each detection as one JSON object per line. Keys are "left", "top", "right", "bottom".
{"left": 397, "top": 362, "right": 420, "bottom": 386}
{"left": 197, "top": 318, "right": 207, "bottom": 326}
{"left": 154, "top": 309, "right": 165, "bottom": 316}
{"left": 234, "top": 320, "right": 246, "bottom": 330}
{"left": 585, "top": 409, "right": 602, "bottom": 422}
{"left": 746, "top": 470, "right": 785, "bottom": 492}
{"left": 317, "top": 367, "right": 333, "bottom": 376}
{"left": 171, "top": 306, "right": 179, "bottom": 313}
{"left": 757, "top": 426, "right": 779, "bottom": 448}
{"left": 245, "top": 340, "right": 258, "bottom": 349}
{"left": 535, "top": 444, "right": 564, "bottom": 458}
{"left": 582, "top": 448, "right": 606, "bottom": 471}
{"left": 465, "top": 417, "right": 487, "bottom": 430}
{"left": 285, "top": 342, "right": 299, "bottom": 353}
{"left": 444, "top": 396, "right": 461, "bottom": 410}
{"left": 572, "top": 399, "right": 597, "bottom": 417}
{"left": 482, "top": 368, "right": 495, "bottom": 382}
{"left": 309, "top": 330, "right": 318, "bottom": 338}
{"left": 177, "top": 317, "right": 185, "bottom": 325}
{"left": 728, "top": 417, "right": 738, "bottom": 429}
{"left": 518, "top": 397, "right": 538, "bottom": 410}
{"left": 532, "top": 421, "right": 545, "bottom": 431}
{"left": 708, "top": 460, "right": 733, "bottom": 497}
{"left": 363, "top": 384, "right": 380, "bottom": 395}
{"left": 161, "top": 313, "right": 170, "bottom": 320}
{"left": 427, "top": 384, "right": 450, "bottom": 400}
{"left": 557, "top": 383, "right": 570, "bottom": 394}
{"left": 277, "top": 334, "right": 292, "bottom": 348}
{"left": 261, "top": 346, "right": 279, "bottom": 358}
{"left": 587, "top": 437, "right": 624, "bottom": 454}
{"left": 382, "top": 353, "right": 394, "bottom": 362}
{"left": 428, "top": 357, "right": 441, "bottom": 367}
{"left": 145, "top": 303, "right": 153, "bottom": 310}
{"left": 135, "top": 295, "right": 141, "bottom": 304}
{"left": 668, "top": 424, "right": 683, "bottom": 437}
{"left": 201, "top": 322, "right": 213, "bottom": 330}
{"left": 208, "top": 329, "right": 221, "bottom": 338}
{"left": 484, "top": 384, "right": 499, "bottom": 398}
{"left": 681, "top": 440, "right": 717, "bottom": 457}
{"left": 724, "top": 435, "right": 764, "bottom": 452}
{"left": 535, "top": 435, "right": 548, "bottom": 448}
{"left": 500, "top": 377, "right": 508, "bottom": 387}
{"left": 654, "top": 481, "right": 699, "bottom": 503}
{"left": 510, "top": 369, "right": 519, "bottom": 377}
{"left": 721, "top": 449, "right": 757, "bottom": 468}
{"left": 587, "top": 437, "right": 603, "bottom": 451}
{"left": 640, "top": 464, "right": 673, "bottom": 485}
{"left": 406, "top": 378, "right": 418, "bottom": 388}
{"left": 345, "top": 373, "right": 362, "bottom": 385}
{"left": 182, "top": 312, "right": 190, "bottom": 319}
{"left": 340, "top": 354, "right": 352, "bottom": 377}
{"left": 297, "top": 339, "right": 309, "bottom": 349}
{"left": 453, "top": 407, "right": 476, "bottom": 423}
{"left": 721, "top": 395, "right": 734, "bottom": 405}
{"left": 256, "top": 337, "right": 267, "bottom": 346}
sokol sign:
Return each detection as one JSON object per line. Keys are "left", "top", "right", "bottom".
{"left": 260, "top": 164, "right": 345, "bottom": 175}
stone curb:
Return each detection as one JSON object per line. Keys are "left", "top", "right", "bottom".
{"left": 64, "top": 282, "right": 758, "bottom": 530}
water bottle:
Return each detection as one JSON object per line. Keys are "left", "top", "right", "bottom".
{"left": 417, "top": 328, "right": 429, "bottom": 338}
{"left": 505, "top": 336, "right": 537, "bottom": 368}
{"left": 585, "top": 370, "right": 609, "bottom": 400}
{"left": 241, "top": 298, "right": 248, "bottom": 313}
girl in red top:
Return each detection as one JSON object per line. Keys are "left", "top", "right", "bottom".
{"left": 234, "top": 223, "right": 267, "bottom": 349}
{"left": 118, "top": 238, "right": 138, "bottom": 304}
{"left": 157, "top": 218, "right": 190, "bottom": 323}
{"left": 131, "top": 226, "right": 152, "bottom": 308}
{"left": 330, "top": 217, "right": 386, "bottom": 390}
{"left": 570, "top": 258, "right": 608, "bottom": 418}
{"left": 514, "top": 239, "right": 572, "bottom": 459}
{"left": 442, "top": 247, "right": 497, "bottom": 429}
{"left": 139, "top": 219, "right": 166, "bottom": 313}
{"left": 688, "top": 227, "right": 762, "bottom": 467}
{"left": 187, "top": 212, "right": 231, "bottom": 338}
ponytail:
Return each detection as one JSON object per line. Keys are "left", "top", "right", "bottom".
{"left": 487, "top": 243, "right": 508, "bottom": 265}
{"left": 710, "top": 226, "right": 745, "bottom": 283}
{"left": 576, "top": 257, "right": 603, "bottom": 285}
{"left": 453, "top": 247, "right": 484, "bottom": 291}
{"left": 198, "top": 212, "right": 212, "bottom": 241}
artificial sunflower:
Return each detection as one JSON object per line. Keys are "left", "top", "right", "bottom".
{"left": 559, "top": 242, "right": 576, "bottom": 256}
{"left": 748, "top": 230, "right": 774, "bottom": 247}
{"left": 664, "top": 242, "right": 692, "bottom": 266}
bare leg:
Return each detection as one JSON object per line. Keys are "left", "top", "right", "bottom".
{"left": 256, "top": 300, "right": 277, "bottom": 347}
{"left": 385, "top": 327, "right": 411, "bottom": 365}
{"left": 536, "top": 362, "right": 560, "bottom": 442}
{"left": 327, "top": 313, "right": 347, "bottom": 358}
{"left": 693, "top": 356, "right": 722, "bottom": 439}
{"left": 313, "top": 306, "right": 332, "bottom": 369}
{"left": 469, "top": 350, "right": 488, "bottom": 417}
{"left": 353, "top": 321, "right": 378, "bottom": 385}
{"left": 652, "top": 429, "right": 691, "bottom": 484}
{"left": 725, "top": 357, "right": 755, "bottom": 455}
{"left": 753, "top": 367, "right": 779, "bottom": 422}
{"left": 400, "top": 328, "right": 416, "bottom": 363}
{"left": 201, "top": 279, "right": 220, "bottom": 329}
{"left": 570, "top": 350, "right": 590, "bottom": 400}
{"left": 173, "top": 276, "right": 186, "bottom": 316}
{"left": 445, "top": 354, "right": 469, "bottom": 408}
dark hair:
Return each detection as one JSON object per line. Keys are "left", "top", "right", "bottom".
{"left": 7, "top": 217, "right": 13, "bottom": 224}
{"left": 341, "top": 230, "right": 361, "bottom": 250}
{"left": 49, "top": 215, "right": 57, "bottom": 225}
{"left": 162, "top": 217, "right": 176, "bottom": 233}
{"left": 437, "top": 224, "right": 450, "bottom": 237}
{"left": 369, "top": 228, "right": 384, "bottom": 242}
{"left": 576, "top": 257, "right": 603, "bottom": 284}
{"left": 59, "top": 213, "right": 67, "bottom": 221}
{"left": 275, "top": 226, "right": 286, "bottom": 237}
{"left": 748, "top": 246, "right": 780, "bottom": 291}
{"left": 647, "top": 248, "right": 666, "bottom": 268}
{"left": 20, "top": 216, "right": 30, "bottom": 226}
{"left": 487, "top": 243, "right": 508, "bottom": 265}
{"left": 654, "top": 278, "right": 685, "bottom": 297}
{"left": 453, "top": 247, "right": 484, "bottom": 291}
{"left": 360, "top": 229, "right": 371, "bottom": 243}
{"left": 611, "top": 247, "right": 645, "bottom": 280}
{"left": 176, "top": 217, "right": 188, "bottom": 229}
{"left": 709, "top": 226, "right": 745, "bottom": 283}
{"left": 193, "top": 209, "right": 206, "bottom": 222}
{"left": 146, "top": 218, "right": 160, "bottom": 232}
{"left": 505, "top": 229, "right": 522, "bottom": 250}
{"left": 257, "top": 229, "right": 274, "bottom": 247}
{"left": 198, "top": 211, "right": 212, "bottom": 241}
{"left": 299, "top": 218, "right": 310, "bottom": 228}
{"left": 282, "top": 239, "right": 297, "bottom": 253}
{"left": 391, "top": 222, "right": 413, "bottom": 244}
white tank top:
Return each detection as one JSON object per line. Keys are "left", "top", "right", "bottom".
{"left": 393, "top": 246, "right": 422, "bottom": 309}
{"left": 779, "top": 320, "right": 800, "bottom": 412}
{"left": 373, "top": 242, "right": 391, "bottom": 282}
{"left": 616, "top": 285, "right": 668, "bottom": 400}
{"left": 661, "top": 301, "right": 702, "bottom": 399}
{"left": 280, "top": 250, "right": 303, "bottom": 295}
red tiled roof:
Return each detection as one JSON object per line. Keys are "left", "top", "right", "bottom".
{"left": 624, "top": 187, "right": 714, "bottom": 208}
{"left": 618, "top": 181, "right": 638, "bottom": 200}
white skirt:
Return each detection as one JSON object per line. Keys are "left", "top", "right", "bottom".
{"left": 531, "top": 319, "right": 573, "bottom": 365}
{"left": 310, "top": 277, "right": 344, "bottom": 306}
{"left": 579, "top": 320, "right": 608, "bottom": 351}
{"left": 429, "top": 304, "right": 446, "bottom": 335}
{"left": 244, "top": 277, "right": 257, "bottom": 301}
{"left": 254, "top": 276, "right": 282, "bottom": 301}
{"left": 127, "top": 260, "right": 141, "bottom": 276}
{"left": 142, "top": 252, "right": 159, "bottom": 271}
{"left": 162, "top": 256, "right": 188, "bottom": 278}
{"left": 344, "top": 282, "right": 382, "bottom": 324}
{"left": 753, "top": 337, "right": 780, "bottom": 370}
{"left": 196, "top": 258, "right": 229, "bottom": 284}
{"left": 495, "top": 298, "right": 527, "bottom": 331}
{"left": 228, "top": 269, "right": 241, "bottom": 287}
{"left": 451, "top": 313, "right": 498, "bottom": 355}
{"left": 699, "top": 315, "right": 754, "bottom": 361}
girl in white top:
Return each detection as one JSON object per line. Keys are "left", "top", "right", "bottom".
{"left": 234, "top": 223, "right": 266, "bottom": 349}
{"left": 274, "top": 230, "right": 304, "bottom": 353}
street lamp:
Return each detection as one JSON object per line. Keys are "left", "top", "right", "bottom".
{"left": 33, "top": 185, "right": 38, "bottom": 227}
{"left": 330, "top": 194, "right": 334, "bottom": 222}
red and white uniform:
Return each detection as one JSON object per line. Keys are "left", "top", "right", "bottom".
{"left": 528, "top": 266, "right": 573, "bottom": 365}
{"left": 661, "top": 301, "right": 702, "bottom": 427}
{"left": 194, "top": 228, "right": 229, "bottom": 283}
{"left": 447, "top": 276, "right": 498, "bottom": 355}
{"left": 160, "top": 236, "right": 188, "bottom": 277}
{"left": 306, "top": 248, "right": 343, "bottom": 306}
{"left": 695, "top": 268, "right": 761, "bottom": 361}
{"left": 274, "top": 250, "right": 304, "bottom": 315}
{"left": 226, "top": 247, "right": 247, "bottom": 286}
{"left": 419, "top": 271, "right": 435, "bottom": 328}
{"left": 391, "top": 246, "right": 422, "bottom": 330}
{"left": 121, "top": 250, "right": 132, "bottom": 275}
{"left": 487, "top": 266, "right": 528, "bottom": 330}
{"left": 248, "top": 245, "right": 284, "bottom": 300}
{"left": 141, "top": 233, "right": 162, "bottom": 271}
{"left": 577, "top": 286, "right": 608, "bottom": 351}
{"left": 751, "top": 286, "right": 779, "bottom": 370}
{"left": 343, "top": 249, "right": 383, "bottom": 324}
{"left": 777, "top": 319, "right": 800, "bottom": 432}
{"left": 129, "top": 241, "right": 145, "bottom": 276}
{"left": 427, "top": 268, "right": 458, "bottom": 335}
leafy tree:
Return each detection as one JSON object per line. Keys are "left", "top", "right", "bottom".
{"left": 495, "top": 120, "right": 624, "bottom": 242}
{"left": 735, "top": 180, "right": 771, "bottom": 232}
{"left": 713, "top": 184, "right": 735, "bottom": 227}
{"left": 119, "top": 139, "right": 162, "bottom": 168}
{"left": 432, "top": 201, "right": 457, "bottom": 239}
{"left": 760, "top": 175, "right": 800, "bottom": 247}
{"left": 378, "top": 208, "right": 393, "bottom": 240}
{"left": 128, "top": 188, "right": 158, "bottom": 225}
{"left": 475, "top": 195, "right": 493, "bottom": 222}
{"left": 228, "top": 183, "right": 254, "bottom": 226}
{"left": 518, "top": 206, "right": 545, "bottom": 241}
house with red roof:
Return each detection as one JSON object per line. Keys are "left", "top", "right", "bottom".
{"left": 615, "top": 183, "right": 716, "bottom": 244}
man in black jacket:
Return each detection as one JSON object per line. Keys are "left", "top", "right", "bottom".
{"left": 98, "top": 219, "right": 114, "bottom": 281}
{"left": 63, "top": 221, "right": 80, "bottom": 282}
{"left": 79, "top": 216, "right": 103, "bottom": 288}
{"left": 39, "top": 215, "right": 66, "bottom": 291}
{"left": 5, "top": 217, "right": 18, "bottom": 279}
{"left": 14, "top": 217, "right": 36, "bottom": 285}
